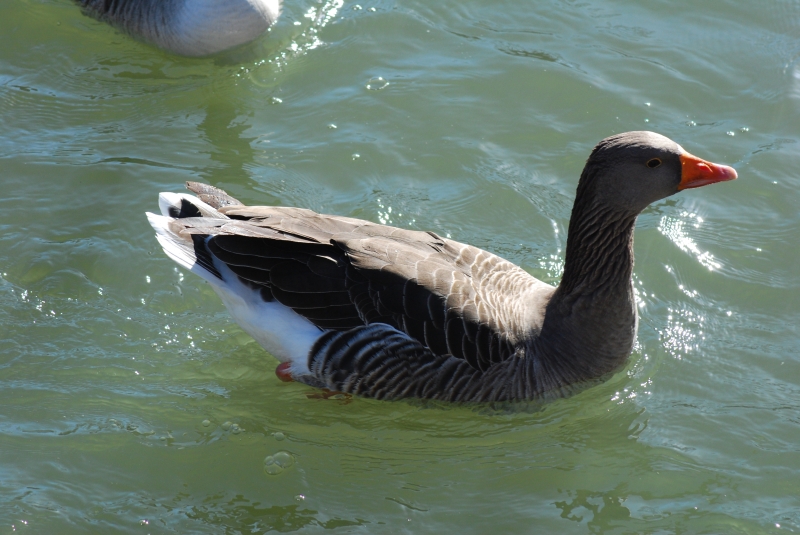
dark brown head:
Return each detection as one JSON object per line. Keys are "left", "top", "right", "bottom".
{"left": 576, "top": 131, "right": 737, "bottom": 214}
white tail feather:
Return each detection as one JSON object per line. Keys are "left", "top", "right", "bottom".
{"left": 147, "top": 195, "right": 321, "bottom": 374}
{"left": 146, "top": 212, "right": 221, "bottom": 285}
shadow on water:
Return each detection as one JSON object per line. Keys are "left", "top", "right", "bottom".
{"left": 555, "top": 484, "right": 633, "bottom": 531}
{"left": 179, "top": 496, "right": 365, "bottom": 533}
{"left": 553, "top": 478, "right": 767, "bottom": 535}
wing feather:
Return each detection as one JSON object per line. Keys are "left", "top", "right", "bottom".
{"left": 167, "top": 185, "right": 550, "bottom": 371}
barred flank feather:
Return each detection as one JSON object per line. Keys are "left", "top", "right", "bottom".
{"left": 309, "top": 324, "right": 484, "bottom": 401}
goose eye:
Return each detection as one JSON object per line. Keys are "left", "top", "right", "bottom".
{"left": 646, "top": 158, "right": 662, "bottom": 168}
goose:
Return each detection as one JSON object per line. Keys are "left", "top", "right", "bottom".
{"left": 76, "top": 0, "right": 281, "bottom": 56}
{"left": 146, "top": 131, "right": 736, "bottom": 402}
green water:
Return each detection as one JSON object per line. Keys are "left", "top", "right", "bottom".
{"left": 2, "top": 0, "right": 799, "bottom": 532}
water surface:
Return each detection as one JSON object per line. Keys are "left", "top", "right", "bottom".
{"left": 1, "top": 0, "right": 799, "bottom": 533}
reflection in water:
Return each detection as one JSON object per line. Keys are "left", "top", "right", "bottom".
{"left": 195, "top": 0, "right": 345, "bottom": 190}
{"left": 656, "top": 211, "right": 714, "bottom": 361}
{"left": 660, "top": 306, "right": 705, "bottom": 361}
{"left": 537, "top": 220, "right": 565, "bottom": 280}
{"left": 196, "top": 99, "right": 258, "bottom": 187}
{"left": 247, "top": 0, "right": 344, "bottom": 71}
{"left": 181, "top": 497, "right": 364, "bottom": 532}
{"left": 658, "top": 211, "right": 721, "bottom": 270}
{"left": 296, "top": 0, "right": 344, "bottom": 56}
{"left": 555, "top": 485, "right": 631, "bottom": 529}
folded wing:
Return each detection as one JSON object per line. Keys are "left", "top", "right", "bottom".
{"left": 170, "top": 182, "right": 552, "bottom": 373}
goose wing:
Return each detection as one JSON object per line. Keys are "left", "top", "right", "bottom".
{"left": 176, "top": 182, "right": 553, "bottom": 372}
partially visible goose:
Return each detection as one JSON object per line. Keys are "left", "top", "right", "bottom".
{"left": 146, "top": 131, "right": 736, "bottom": 402}
{"left": 77, "top": 0, "right": 281, "bottom": 56}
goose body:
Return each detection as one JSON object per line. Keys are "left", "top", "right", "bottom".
{"left": 146, "top": 132, "right": 736, "bottom": 402}
{"left": 77, "top": 0, "right": 281, "bottom": 56}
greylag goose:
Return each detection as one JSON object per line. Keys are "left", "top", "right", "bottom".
{"left": 146, "top": 131, "right": 736, "bottom": 402}
{"left": 77, "top": 0, "right": 281, "bottom": 56}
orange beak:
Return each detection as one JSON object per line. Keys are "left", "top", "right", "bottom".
{"left": 678, "top": 153, "right": 738, "bottom": 190}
